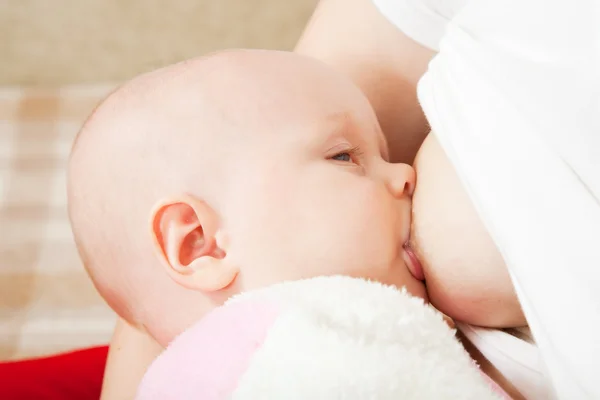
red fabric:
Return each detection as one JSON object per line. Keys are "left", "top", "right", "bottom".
{"left": 0, "top": 345, "right": 109, "bottom": 400}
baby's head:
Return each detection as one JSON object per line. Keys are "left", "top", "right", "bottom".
{"left": 68, "top": 49, "right": 425, "bottom": 345}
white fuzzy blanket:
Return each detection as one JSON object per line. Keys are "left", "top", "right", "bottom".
{"left": 137, "top": 276, "right": 506, "bottom": 399}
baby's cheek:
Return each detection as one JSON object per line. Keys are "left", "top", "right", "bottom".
{"left": 346, "top": 192, "right": 398, "bottom": 265}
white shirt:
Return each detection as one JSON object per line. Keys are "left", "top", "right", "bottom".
{"left": 373, "top": 0, "right": 600, "bottom": 398}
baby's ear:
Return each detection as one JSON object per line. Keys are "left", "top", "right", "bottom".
{"left": 150, "top": 195, "right": 238, "bottom": 292}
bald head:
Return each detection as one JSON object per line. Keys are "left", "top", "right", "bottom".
{"left": 69, "top": 53, "right": 232, "bottom": 325}
{"left": 68, "top": 49, "right": 370, "bottom": 343}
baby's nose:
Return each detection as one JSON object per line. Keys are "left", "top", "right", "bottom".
{"left": 385, "top": 163, "right": 416, "bottom": 198}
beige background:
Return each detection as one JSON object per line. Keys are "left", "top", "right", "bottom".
{"left": 0, "top": 0, "right": 318, "bottom": 85}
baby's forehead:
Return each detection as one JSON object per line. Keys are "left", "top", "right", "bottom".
{"left": 102, "top": 52, "right": 387, "bottom": 157}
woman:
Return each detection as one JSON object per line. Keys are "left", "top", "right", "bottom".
{"left": 101, "top": 0, "right": 600, "bottom": 398}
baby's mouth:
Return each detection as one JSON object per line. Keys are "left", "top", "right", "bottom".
{"left": 402, "top": 242, "right": 425, "bottom": 281}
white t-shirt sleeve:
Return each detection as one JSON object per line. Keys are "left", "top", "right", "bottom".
{"left": 417, "top": 0, "right": 600, "bottom": 398}
{"left": 371, "top": 0, "right": 468, "bottom": 51}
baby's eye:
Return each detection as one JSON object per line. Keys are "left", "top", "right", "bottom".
{"left": 329, "top": 146, "right": 363, "bottom": 163}
{"left": 331, "top": 152, "right": 352, "bottom": 162}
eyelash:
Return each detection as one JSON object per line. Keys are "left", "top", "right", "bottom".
{"left": 330, "top": 146, "right": 364, "bottom": 163}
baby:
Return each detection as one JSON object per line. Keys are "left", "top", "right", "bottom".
{"left": 67, "top": 49, "right": 427, "bottom": 347}
{"left": 68, "top": 49, "right": 525, "bottom": 398}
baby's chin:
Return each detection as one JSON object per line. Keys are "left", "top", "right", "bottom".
{"left": 385, "top": 259, "right": 428, "bottom": 303}
{"left": 406, "top": 278, "right": 428, "bottom": 303}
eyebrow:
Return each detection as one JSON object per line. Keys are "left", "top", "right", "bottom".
{"left": 323, "top": 111, "right": 353, "bottom": 133}
{"left": 323, "top": 112, "right": 390, "bottom": 160}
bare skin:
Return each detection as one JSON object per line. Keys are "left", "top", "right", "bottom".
{"left": 95, "top": 0, "right": 524, "bottom": 398}
{"left": 411, "top": 134, "right": 524, "bottom": 328}
{"left": 70, "top": 47, "right": 427, "bottom": 399}
{"left": 70, "top": 49, "right": 423, "bottom": 340}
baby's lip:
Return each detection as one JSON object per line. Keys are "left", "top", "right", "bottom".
{"left": 402, "top": 242, "right": 425, "bottom": 281}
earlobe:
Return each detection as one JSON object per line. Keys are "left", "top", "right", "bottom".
{"left": 187, "top": 261, "right": 239, "bottom": 292}
{"left": 150, "top": 195, "right": 238, "bottom": 292}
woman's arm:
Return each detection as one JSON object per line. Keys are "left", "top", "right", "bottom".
{"left": 100, "top": 319, "right": 163, "bottom": 400}
{"left": 295, "top": 0, "right": 436, "bottom": 163}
